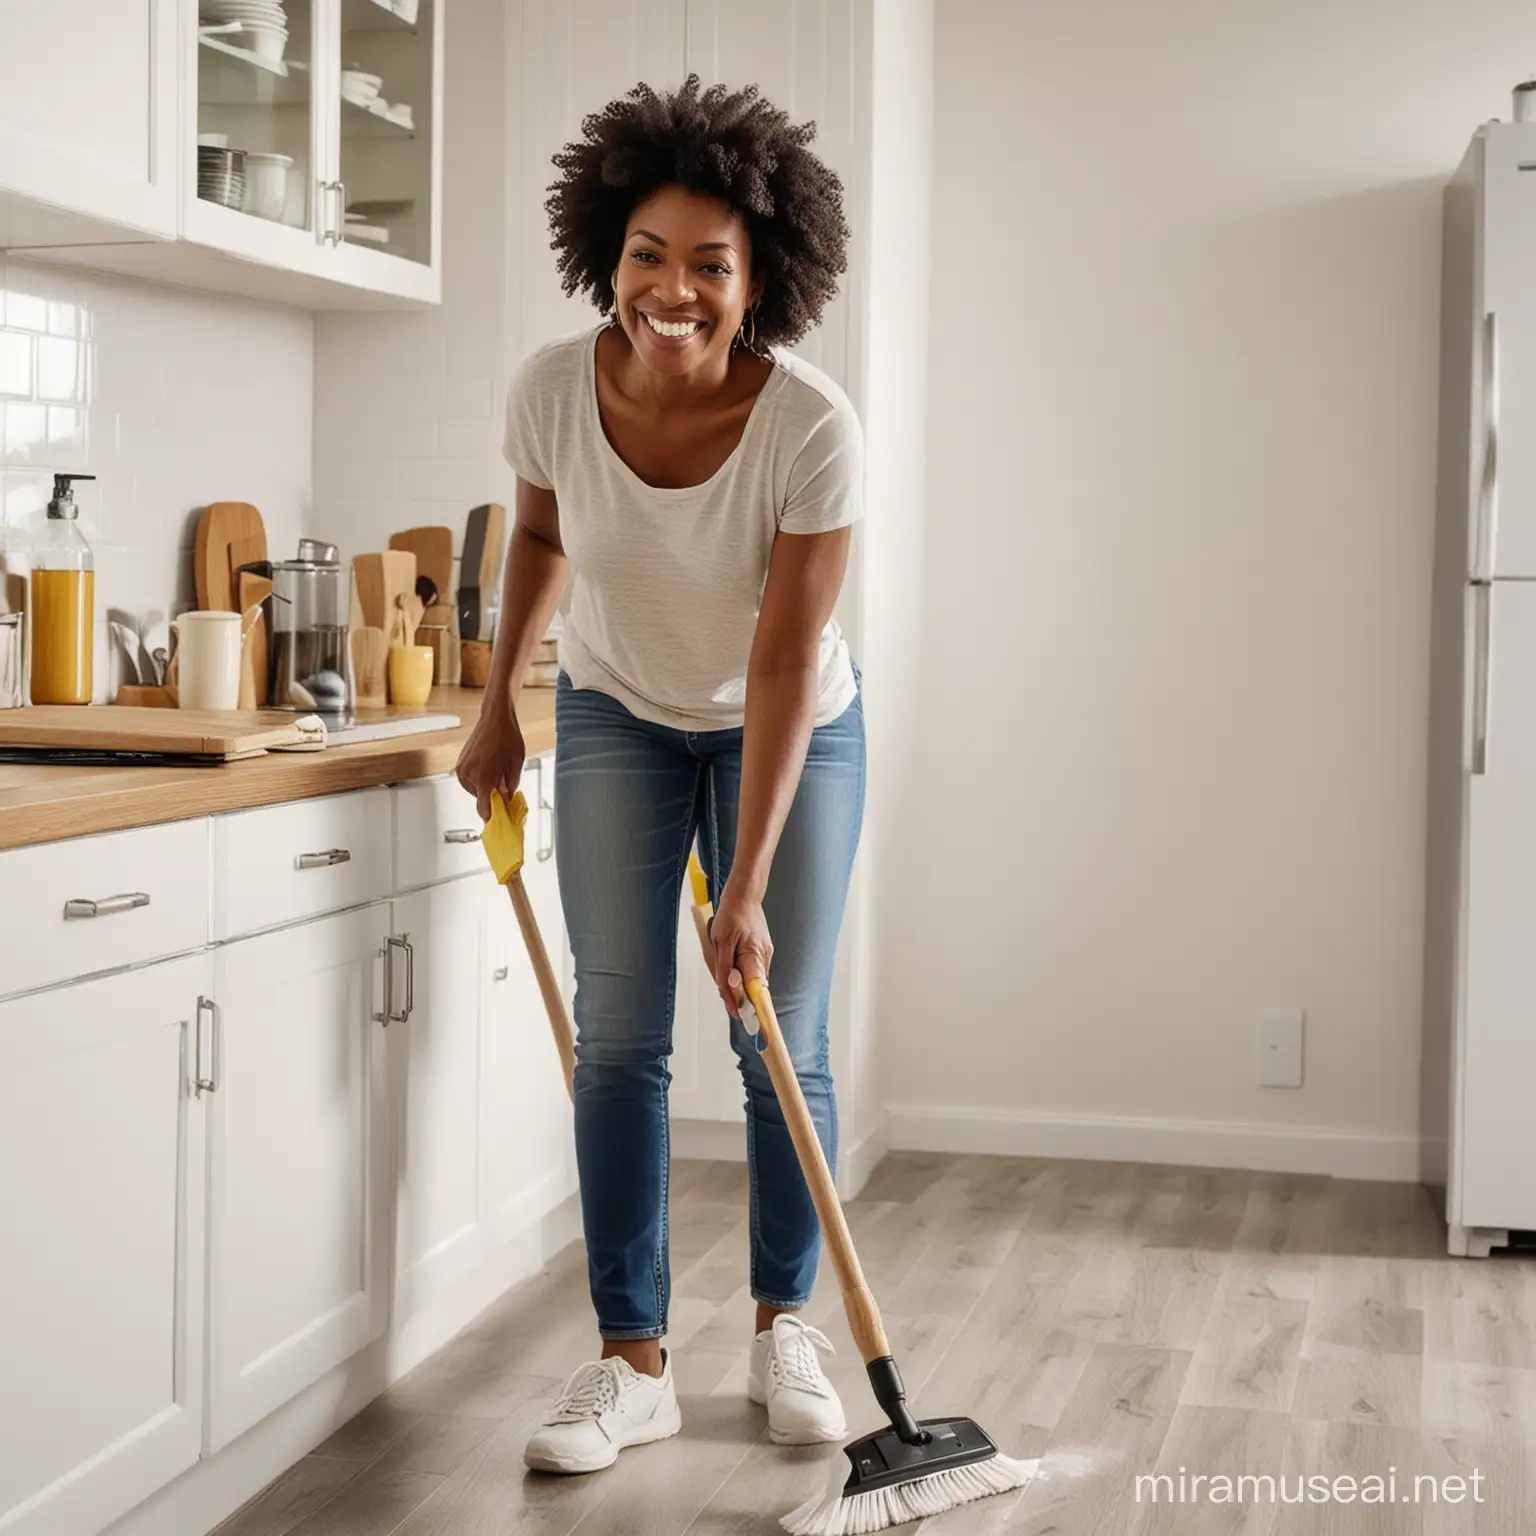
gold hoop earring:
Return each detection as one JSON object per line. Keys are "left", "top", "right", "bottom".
{"left": 737, "top": 304, "right": 758, "bottom": 351}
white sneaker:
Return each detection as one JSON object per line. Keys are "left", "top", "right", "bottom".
{"left": 747, "top": 1314, "right": 847, "bottom": 1445}
{"left": 523, "top": 1352, "right": 682, "bottom": 1474}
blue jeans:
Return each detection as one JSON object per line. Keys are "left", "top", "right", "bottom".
{"left": 553, "top": 669, "right": 866, "bottom": 1340}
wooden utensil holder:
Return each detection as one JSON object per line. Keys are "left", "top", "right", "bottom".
{"left": 460, "top": 640, "right": 492, "bottom": 687}
{"left": 115, "top": 684, "right": 179, "bottom": 708}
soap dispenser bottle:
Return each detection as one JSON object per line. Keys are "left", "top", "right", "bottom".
{"left": 30, "top": 473, "right": 97, "bottom": 705}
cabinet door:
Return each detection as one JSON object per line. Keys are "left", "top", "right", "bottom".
{"left": 668, "top": 872, "right": 745, "bottom": 1123}
{"left": 0, "top": 953, "right": 210, "bottom": 1536}
{"left": 186, "top": 0, "right": 334, "bottom": 276}
{"left": 1459, "top": 580, "right": 1536, "bottom": 1230}
{"left": 1481, "top": 131, "right": 1536, "bottom": 578}
{"left": 322, "top": 0, "right": 444, "bottom": 301}
{"left": 205, "top": 904, "right": 390, "bottom": 1453}
{"left": 669, "top": 840, "right": 747, "bottom": 1124}
{"left": 483, "top": 755, "right": 575, "bottom": 1243}
{"left": 391, "top": 877, "right": 487, "bottom": 1318}
{"left": 0, "top": 0, "right": 178, "bottom": 237}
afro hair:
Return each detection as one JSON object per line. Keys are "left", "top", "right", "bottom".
{"left": 544, "top": 74, "right": 850, "bottom": 350}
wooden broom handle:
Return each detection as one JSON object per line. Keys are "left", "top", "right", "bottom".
{"left": 743, "top": 975, "right": 891, "bottom": 1365}
{"left": 506, "top": 873, "right": 576, "bottom": 1102}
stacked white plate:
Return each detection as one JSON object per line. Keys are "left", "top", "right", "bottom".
{"left": 201, "top": 0, "right": 289, "bottom": 61}
{"left": 341, "top": 69, "right": 383, "bottom": 108}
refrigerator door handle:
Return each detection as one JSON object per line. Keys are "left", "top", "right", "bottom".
{"left": 1476, "top": 311, "right": 1500, "bottom": 580}
{"left": 1472, "top": 582, "right": 1492, "bottom": 776}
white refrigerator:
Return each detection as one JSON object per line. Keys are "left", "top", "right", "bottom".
{"left": 1422, "top": 118, "right": 1536, "bottom": 1257}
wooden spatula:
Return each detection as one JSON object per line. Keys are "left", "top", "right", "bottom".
{"left": 194, "top": 502, "right": 265, "bottom": 611}
{"left": 237, "top": 570, "right": 272, "bottom": 707}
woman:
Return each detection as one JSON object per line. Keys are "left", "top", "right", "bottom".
{"left": 455, "top": 75, "right": 864, "bottom": 1475}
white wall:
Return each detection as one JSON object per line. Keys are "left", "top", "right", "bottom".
{"left": 848, "top": 0, "right": 935, "bottom": 1180}
{"left": 884, "top": 0, "right": 1533, "bottom": 1177}
{"left": 0, "top": 258, "right": 311, "bottom": 698}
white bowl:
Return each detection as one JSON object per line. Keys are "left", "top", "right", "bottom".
{"left": 242, "top": 152, "right": 291, "bottom": 221}
{"left": 245, "top": 23, "right": 287, "bottom": 61}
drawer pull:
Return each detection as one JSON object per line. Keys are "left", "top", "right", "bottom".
{"left": 444, "top": 828, "right": 479, "bottom": 844}
{"left": 64, "top": 892, "right": 150, "bottom": 919}
{"left": 386, "top": 934, "right": 414, "bottom": 1023}
{"left": 493, "top": 965, "right": 509, "bottom": 982}
{"left": 296, "top": 848, "right": 352, "bottom": 870}
{"left": 194, "top": 996, "right": 220, "bottom": 1096}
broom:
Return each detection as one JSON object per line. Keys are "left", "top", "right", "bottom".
{"left": 480, "top": 801, "right": 1035, "bottom": 1530}
{"left": 684, "top": 853, "right": 1037, "bottom": 1535}
{"left": 480, "top": 787, "right": 576, "bottom": 1101}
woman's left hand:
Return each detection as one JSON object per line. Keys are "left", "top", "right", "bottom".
{"left": 709, "top": 882, "right": 773, "bottom": 1020}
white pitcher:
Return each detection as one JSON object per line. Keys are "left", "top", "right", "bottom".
{"left": 173, "top": 610, "right": 243, "bottom": 711}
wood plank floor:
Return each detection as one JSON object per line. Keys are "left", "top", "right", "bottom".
{"left": 213, "top": 1154, "right": 1536, "bottom": 1535}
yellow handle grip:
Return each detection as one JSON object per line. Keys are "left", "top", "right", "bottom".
{"left": 480, "top": 788, "right": 529, "bottom": 885}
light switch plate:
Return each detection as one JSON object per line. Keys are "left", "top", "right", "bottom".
{"left": 1257, "top": 1006, "right": 1304, "bottom": 1087}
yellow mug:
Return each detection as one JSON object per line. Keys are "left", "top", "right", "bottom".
{"left": 387, "top": 644, "right": 434, "bottom": 706}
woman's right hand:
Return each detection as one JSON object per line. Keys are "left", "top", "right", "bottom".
{"left": 455, "top": 699, "right": 526, "bottom": 822}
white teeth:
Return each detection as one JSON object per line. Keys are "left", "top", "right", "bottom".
{"left": 643, "top": 313, "right": 703, "bottom": 339}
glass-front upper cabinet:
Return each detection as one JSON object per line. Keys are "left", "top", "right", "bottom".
{"left": 334, "top": 0, "right": 438, "bottom": 276}
{"left": 186, "top": 0, "right": 442, "bottom": 304}
{"left": 192, "top": 0, "right": 324, "bottom": 249}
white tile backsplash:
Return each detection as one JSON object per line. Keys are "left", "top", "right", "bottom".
{"left": 0, "top": 254, "right": 313, "bottom": 701}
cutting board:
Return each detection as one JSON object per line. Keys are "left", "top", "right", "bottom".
{"left": 389, "top": 526, "right": 454, "bottom": 608}
{"left": 0, "top": 706, "right": 304, "bottom": 759}
{"left": 477, "top": 503, "right": 505, "bottom": 592}
{"left": 353, "top": 551, "right": 416, "bottom": 633}
{"left": 195, "top": 503, "right": 266, "bottom": 611}
{"left": 457, "top": 503, "right": 505, "bottom": 642}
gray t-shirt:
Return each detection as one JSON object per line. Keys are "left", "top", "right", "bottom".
{"left": 502, "top": 324, "right": 863, "bottom": 732}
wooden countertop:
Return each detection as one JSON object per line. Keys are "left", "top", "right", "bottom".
{"left": 0, "top": 686, "right": 555, "bottom": 852}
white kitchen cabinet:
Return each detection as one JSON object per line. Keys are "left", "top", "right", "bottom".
{"left": 0, "top": 953, "right": 211, "bottom": 1536}
{"left": 203, "top": 903, "right": 391, "bottom": 1453}
{"left": 390, "top": 873, "right": 488, "bottom": 1317}
{"left": 482, "top": 754, "right": 576, "bottom": 1245}
{"left": 186, "top": 0, "right": 444, "bottom": 305}
{"left": 0, "top": 0, "right": 179, "bottom": 241}
{"left": 0, "top": 815, "right": 210, "bottom": 1001}
{"left": 8, "top": 0, "right": 443, "bottom": 308}
{"left": 212, "top": 786, "right": 393, "bottom": 941}
{"left": 668, "top": 858, "right": 746, "bottom": 1124}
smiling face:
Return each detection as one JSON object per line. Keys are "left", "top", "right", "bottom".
{"left": 612, "top": 184, "right": 764, "bottom": 377}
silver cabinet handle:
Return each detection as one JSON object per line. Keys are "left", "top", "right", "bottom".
{"left": 317, "top": 178, "right": 334, "bottom": 244}
{"left": 1476, "top": 310, "right": 1500, "bottom": 580}
{"left": 194, "top": 996, "right": 220, "bottom": 1096}
{"left": 336, "top": 179, "right": 347, "bottom": 241}
{"left": 1472, "top": 581, "right": 1492, "bottom": 775}
{"left": 444, "top": 829, "right": 479, "bottom": 844}
{"left": 386, "top": 934, "right": 414, "bottom": 1023}
{"left": 535, "top": 756, "right": 554, "bottom": 863}
{"left": 492, "top": 965, "right": 508, "bottom": 982}
{"left": 296, "top": 848, "right": 351, "bottom": 869}
{"left": 64, "top": 892, "right": 150, "bottom": 919}
{"left": 373, "top": 941, "right": 392, "bottom": 1025}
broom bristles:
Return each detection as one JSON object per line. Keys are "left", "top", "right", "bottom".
{"left": 781, "top": 1451, "right": 1039, "bottom": 1535}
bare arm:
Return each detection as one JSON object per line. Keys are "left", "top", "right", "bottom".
{"left": 710, "top": 523, "right": 852, "bottom": 1009}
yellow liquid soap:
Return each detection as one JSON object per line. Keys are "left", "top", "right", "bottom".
{"left": 30, "top": 567, "right": 95, "bottom": 704}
